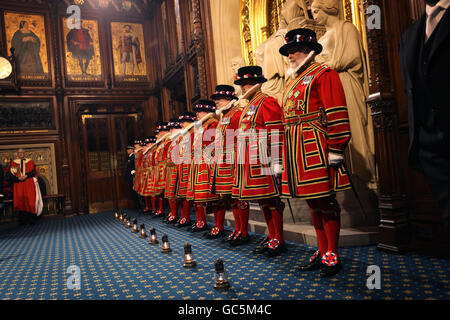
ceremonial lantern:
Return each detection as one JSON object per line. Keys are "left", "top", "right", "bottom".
{"left": 126, "top": 217, "right": 132, "bottom": 228}
{"left": 139, "top": 224, "right": 148, "bottom": 239}
{"left": 114, "top": 212, "right": 119, "bottom": 220}
{"left": 132, "top": 219, "right": 139, "bottom": 233}
{"left": 119, "top": 213, "right": 123, "bottom": 222}
{"left": 213, "top": 259, "right": 230, "bottom": 289}
{"left": 149, "top": 228, "right": 159, "bottom": 245}
{"left": 161, "top": 234, "right": 172, "bottom": 253}
{"left": 183, "top": 243, "right": 196, "bottom": 268}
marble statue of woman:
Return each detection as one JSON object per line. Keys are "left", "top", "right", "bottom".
{"left": 255, "top": 0, "right": 310, "bottom": 103}
{"left": 311, "top": 0, "right": 377, "bottom": 190}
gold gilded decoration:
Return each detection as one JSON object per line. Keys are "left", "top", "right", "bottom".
{"left": 342, "top": 0, "right": 368, "bottom": 52}
{"left": 240, "top": 0, "right": 268, "bottom": 65}
{"left": 82, "top": 114, "right": 93, "bottom": 124}
{"left": 4, "top": 12, "right": 50, "bottom": 79}
{"left": 128, "top": 113, "right": 138, "bottom": 121}
{"left": 268, "top": 0, "right": 287, "bottom": 36}
{"left": 110, "top": 22, "right": 148, "bottom": 82}
{"left": 63, "top": 18, "right": 102, "bottom": 81}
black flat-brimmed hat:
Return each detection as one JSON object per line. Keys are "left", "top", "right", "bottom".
{"left": 167, "top": 118, "right": 182, "bottom": 129}
{"left": 279, "top": 28, "right": 322, "bottom": 56}
{"left": 210, "top": 85, "right": 238, "bottom": 100}
{"left": 144, "top": 136, "right": 156, "bottom": 144}
{"left": 234, "top": 66, "right": 267, "bottom": 85}
{"left": 193, "top": 99, "right": 216, "bottom": 113}
{"left": 155, "top": 121, "right": 169, "bottom": 132}
{"left": 178, "top": 111, "right": 197, "bottom": 123}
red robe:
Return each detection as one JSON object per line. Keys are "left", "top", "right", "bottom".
{"left": 176, "top": 130, "right": 194, "bottom": 199}
{"left": 281, "top": 62, "right": 351, "bottom": 199}
{"left": 152, "top": 139, "right": 171, "bottom": 196}
{"left": 10, "top": 158, "right": 37, "bottom": 214}
{"left": 186, "top": 117, "right": 219, "bottom": 203}
{"left": 232, "top": 91, "right": 284, "bottom": 200}
{"left": 165, "top": 136, "right": 182, "bottom": 199}
{"left": 141, "top": 150, "right": 155, "bottom": 196}
{"left": 210, "top": 106, "right": 243, "bottom": 195}
{"left": 133, "top": 151, "right": 144, "bottom": 194}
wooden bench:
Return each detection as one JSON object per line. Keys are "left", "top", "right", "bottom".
{"left": 0, "top": 194, "right": 65, "bottom": 223}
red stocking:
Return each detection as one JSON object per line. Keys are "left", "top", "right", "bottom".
{"left": 144, "top": 197, "right": 151, "bottom": 211}
{"left": 259, "top": 201, "right": 275, "bottom": 239}
{"left": 230, "top": 200, "right": 241, "bottom": 234}
{"left": 181, "top": 200, "right": 191, "bottom": 222}
{"left": 270, "top": 206, "right": 284, "bottom": 243}
{"left": 310, "top": 209, "right": 327, "bottom": 255}
{"left": 322, "top": 209, "right": 341, "bottom": 254}
{"left": 195, "top": 204, "right": 206, "bottom": 224}
{"left": 239, "top": 201, "right": 250, "bottom": 237}
{"left": 212, "top": 205, "right": 226, "bottom": 231}
{"left": 169, "top": 200, "right": 178, "bottom": 219}
{"left": 158, "top": 197, "right": 164, "bottom": 213}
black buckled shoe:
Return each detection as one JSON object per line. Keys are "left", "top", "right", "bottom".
{"left": 166, "top": 216, "right": 178, "bottom": 224}
{"left": 319, "top": 252, "right": 341, "bottom": 277}
{"left": 320, "top": 261, "right": 341, "bottom": 277}
{"left": 299, "top": 251, "right": 324, "bottom": 271}
{"left": 230, "top": 234, "right": 251, "bottom": 247}
{"left": 253, "top": 236, "right": 270, "bottom": 254}
{"left": 264, "top": 239, "right": 286, "bottom": 257}
{"left": 191, "top": 221, "right": 207, "bottom": 232}
{"left": 174, "top": 218, "right": 191, "bottom": 228}
{"left": 223, "top": 231, "right": 236, "bottom": 243}
{"left": 205, "top": 227, "right": 225, "bottom": 239}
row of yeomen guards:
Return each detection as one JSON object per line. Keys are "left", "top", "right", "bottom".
{"left": 127, "top": 29, "right": 351, "bottom": 278}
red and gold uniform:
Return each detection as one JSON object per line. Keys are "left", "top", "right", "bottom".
{"left": 165, "top": 120, "right": 183, "bottom": 223}
{"left": 208, "top": 84, "right": 250, "bottom": 244}
{"left": 174, "top": 111, "right": 197, "bottom": 228}
{"left": 187, "top": 113, "right": 219, "bottom": 231}
{"left": 279, "top": 28, "right": 351, "bottom": 276}
{"left": 133, "top": 146, "right": 143, "bottom": 195}
{"left": 232, "top": 65, "right": 286, "bottom": 256}
{"left": 280, "top": 63, "right": 351, "bottom": 198}
{"left": 140, "top": 137, "right": 157, "bottom": 213}
{"left": 165, "top": 138, "right": 181, "bottom": 200}
{"left": 152, "top": 133, "right": 171, "bottom": 216}
{"left": 232, "top": 91, "right": 284, "bottom": 200}
{"left": 186, "top": 117, "right": 219, "bottom": 203}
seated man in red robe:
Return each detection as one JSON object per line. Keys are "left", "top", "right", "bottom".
{"left": 9, "top": 148, "right": 41, "bottom": 225}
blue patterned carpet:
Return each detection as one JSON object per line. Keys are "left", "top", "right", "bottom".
{"left": 0, "top": 210, "right": 449, "bottom": 300}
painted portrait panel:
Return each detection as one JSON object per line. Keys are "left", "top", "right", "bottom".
{"left": 110, "top": 21, "right": 148, "bottom": 82}
{"left": 62, "top": 18, "right": 102, "bottom": 82}
{"left": 4, "top": 12, "right": 50, "bottom": 80}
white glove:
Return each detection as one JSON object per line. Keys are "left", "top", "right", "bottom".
{"left": 272, "top": 163, "right": 283, "bottom": 175}
{"left": 0, "top": 194, "right": 4, "bottom": 198}
{"left": 328, "top": 152, "right": 344, "bottom": 168}
{"left": 131, "top": 170, "right": 136, "bottom": 175}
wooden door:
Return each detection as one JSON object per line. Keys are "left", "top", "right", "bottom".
{"left": 82, "top": 113, "right": 139, "bottom": 213}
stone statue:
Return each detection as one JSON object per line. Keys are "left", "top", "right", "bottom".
{"left": 255, "top": 0, "right": 310, "bottom": 103}
{"left": 230, "top": 56, "right": 246, "bottom": 96}
{"left": 311, "top": 0, "right": 377, "bottom": 190}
